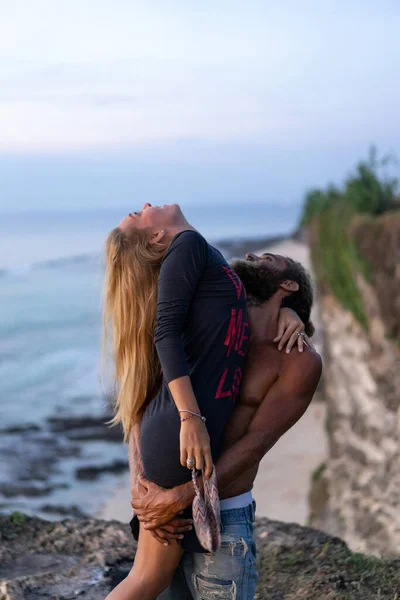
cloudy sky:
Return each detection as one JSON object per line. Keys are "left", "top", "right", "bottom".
{"left": 1, "top": 0, "right": 399, "bottom": 211}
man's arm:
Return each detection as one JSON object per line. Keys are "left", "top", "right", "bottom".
{"left": 216, "top": 351, "right": 322, "bottom": 493}
{"left": 132, "top": 350, "right": 322, "bottom": 528}
{"left": 129, "top": 422, "right": 194, "bottom": 545}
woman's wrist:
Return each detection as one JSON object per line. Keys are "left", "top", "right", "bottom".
{"left": 179, "top": 409, "right": 206, "bottom": 423}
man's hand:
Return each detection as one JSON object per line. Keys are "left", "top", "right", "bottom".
{"left": 131, "top": 475, "right": 193, "bottom": 529}
{"left": 150, "top": 518, "right": 194, "bottom": 546}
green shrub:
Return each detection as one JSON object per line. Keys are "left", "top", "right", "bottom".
{"left": 311, "top": 462, "right": 327, "bottom": 484}
{"left": 301, "top": 147, "right": 398, "bottom": 328}
{"left": 10, "top": 511, "right": 26, "bottom": 526}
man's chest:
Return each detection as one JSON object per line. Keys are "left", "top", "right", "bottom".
{"left": 240, "top": 349, "right": 282, "bottom": 407}
{"left": 222, "top": 347, "right": 282, "bottom": 446}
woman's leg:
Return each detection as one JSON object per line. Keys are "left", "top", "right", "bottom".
{"left": 105, "top": 524, "right": 184, "bottom": 600}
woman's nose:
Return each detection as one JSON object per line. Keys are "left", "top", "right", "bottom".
{"left": 142, "top": 203, "right": 152, "bottom": 211}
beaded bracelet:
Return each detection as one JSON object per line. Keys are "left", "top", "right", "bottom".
{"left": 180, "top": 414, "right": 195, "bottom": 422}
{"left": 179, "top": 409, "right": 207, "bottom": 423}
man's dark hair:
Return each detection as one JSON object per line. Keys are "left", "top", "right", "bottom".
{"left": 231, "top": 257, "right": 315, "bottom": 337}
{"left": 281, "top": 257, "right": 315, "bottom": 337}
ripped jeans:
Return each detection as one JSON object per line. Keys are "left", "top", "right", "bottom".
{"left": 158, "top": 501, "right": 258, "bottom": 600}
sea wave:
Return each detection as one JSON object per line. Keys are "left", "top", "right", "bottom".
{"left": 38, "top": 253, "right": 100, "bottom": 269}
{"left": 0, "top": 264, "right": 33, "bottom": 278}
{"left": 0, "top": 253, "right": 100, "bottom": 277}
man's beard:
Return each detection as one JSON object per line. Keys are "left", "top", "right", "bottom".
{"left": 230, "top": 259, "right": 283, "bottom": 305}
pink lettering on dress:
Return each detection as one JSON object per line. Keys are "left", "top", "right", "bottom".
{"left": 238, "top": 319, "right": 249, "bottom": 356}
{"left": 222, "top": 266, "right": 243, "bottom": 300}
{"left": 215, "top": 368, "right": 232, "bottom": 399}
{"left": 231, "top": 367, "right": 243, "bottom": 403}
{"left": 224, "top": 309, "right": 243, "bottom": 357}
{"left": 214, "top": 265, "right": 248, "bottom": 402}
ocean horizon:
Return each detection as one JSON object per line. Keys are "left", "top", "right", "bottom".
{"left": 0, "top": 202, "right": 301, "bottom": 271}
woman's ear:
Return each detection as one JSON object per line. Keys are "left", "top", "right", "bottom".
{"left": 149, "top": 230, "right": 166, "bottom": 246}
{"left": 280, "top": 279, "right": 299, "bottom": 293}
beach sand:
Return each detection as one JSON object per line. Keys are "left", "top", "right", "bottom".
{"left": 96, "top": 238, "right": 327, "bottom": 525}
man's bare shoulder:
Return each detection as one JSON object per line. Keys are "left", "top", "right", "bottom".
{"left": 280, "top": 345, "right": 322, "bottom": 388}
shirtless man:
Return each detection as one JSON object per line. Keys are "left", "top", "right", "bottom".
{"left": 131, "top": 251, "right": 322, "bottom": 600}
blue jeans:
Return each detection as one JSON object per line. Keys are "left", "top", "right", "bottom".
{"left": 158, "top": 501, "right": 258, "bottom": 600}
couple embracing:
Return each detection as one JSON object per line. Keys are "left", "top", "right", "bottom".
{"left": 102, "top": 203, "right": 322, "bottom": 600}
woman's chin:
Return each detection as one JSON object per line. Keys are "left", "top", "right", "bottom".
{"left": 167, "top": 203, "right": 182, "bottom": 218}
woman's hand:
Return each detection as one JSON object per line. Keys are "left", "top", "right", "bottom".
{"left": 274, "top": 307, "right": 307, "bottom": 353}
{"left": 180, "top": 416, "right": 213, "bottom": 478}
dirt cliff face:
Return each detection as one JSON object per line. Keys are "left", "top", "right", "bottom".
{"left": 310, "top": 214, "right": 400, "bottom": 556}
{"left": 352, "top": 212, "right": 400, "bottom": 342}
{"left": 1, "top": 514, "right": 400, "bottom": 599}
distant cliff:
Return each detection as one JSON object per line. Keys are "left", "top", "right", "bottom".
{"left": 304, "top": 150, "right": 400, "bottom": 556}
{"left": 1, "top": 513, "right": 400, "bottom": 598}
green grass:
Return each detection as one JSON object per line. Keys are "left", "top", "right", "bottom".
{"left": 301, "top": 148, "right": 398, "bottom": 329}
{"left": 348, "top": 552, "right": 383, "bottom": 574}
{"left": 283, "top": 550, "right": 306, "bottom": 567}
{"left": 9, "top": 511, "right": 26, "bottom": 526}
{"left": 312, "top": 204, "right": 369, "bottom": 330}
{"left": 325, "top": 411, "right": 333, "bottom": 434}
{"left": 311, "top": 462, "right": 326, "bottom": 484}
{"left": 256, "top": 533, "right": 400, "bottom": 599}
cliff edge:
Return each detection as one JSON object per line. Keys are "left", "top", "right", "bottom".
{"left": 1, "top": 513, "right": 400, "bottom": 599}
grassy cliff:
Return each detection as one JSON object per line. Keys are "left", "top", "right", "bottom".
{"left": 301, "top": 147, "right": 399, "bottom": 332}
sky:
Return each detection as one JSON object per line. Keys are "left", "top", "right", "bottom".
{"left": 1, "top": 0, "right": 399, "bottom": 212}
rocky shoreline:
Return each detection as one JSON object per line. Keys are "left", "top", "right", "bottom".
{"left": 0, "top": 410, "right": 126, "bottom": 520}
{"left": 1, "top": 513, "right": 399, "bottom": 599}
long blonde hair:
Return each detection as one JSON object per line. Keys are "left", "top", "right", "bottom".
{"left": 102, "top": 226, "right": 166, "bottom": 441}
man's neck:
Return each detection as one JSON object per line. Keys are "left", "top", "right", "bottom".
{"left": 247, "top": 296, "right": 283, "bottom": 343}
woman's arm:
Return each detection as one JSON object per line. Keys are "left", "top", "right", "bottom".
{"left": 169, "top": 376, "right": 212, "bottom": 477}
{"left": 155, "top": 231, "right": 212, "bottom": 476}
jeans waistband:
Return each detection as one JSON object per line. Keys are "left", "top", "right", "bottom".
{"left": 220, "top": 500, "right": 256, "bottom": 524}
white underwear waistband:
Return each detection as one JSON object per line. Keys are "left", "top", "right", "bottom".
{"left": 219, "top": 491, "right": 253, "bottom": 511}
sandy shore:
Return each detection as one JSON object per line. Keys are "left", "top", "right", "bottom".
{"left": 96, "top": 238, "right": 327, "bottom": 525}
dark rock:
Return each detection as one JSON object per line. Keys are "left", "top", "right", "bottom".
{"left": 1, "top": 514, "right": 399, "bottom": 599}
{"left": 1, "top": 483, "right": 68, "bottom": 498}
{"left": 215, "top": 234, "right": 288, "bottom": 261}
{"left": 66, "top": 425, "right": 123, "bottom": 443}
{"left": 0, "top": 424, "right": 41, "bottom": 434}
{"left": 40, "top": 504, "right": 89, "bottom": 518}
{"left": 47, "top": 414, "right": 123, "bottom": 443}
{"left": 0, "top": 411, "right": 126, "bottom": 519}
{"left": 47, "top": 415, "right": 111, "bottom": 432}
{"left": 75, "top": 460, "right": 128, "bottom": 481}
{"left": 1, "top": 434, "right": 81, "bottom": 485}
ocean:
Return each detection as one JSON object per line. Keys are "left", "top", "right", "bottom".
{"left": 0, "top": 202, "right": 300, "bottom": 519}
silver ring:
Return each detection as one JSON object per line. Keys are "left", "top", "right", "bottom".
{"left": 296, "top": 331, "right": 306, "bottom": 337}
{"left": 186, "top": 458, "right": 195, "bottom": 467}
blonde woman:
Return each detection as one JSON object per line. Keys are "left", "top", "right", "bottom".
{"left": 103, "top": 203, "right": 304, "bottom": 600}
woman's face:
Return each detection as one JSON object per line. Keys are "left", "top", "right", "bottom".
{"left": 118, "top": 203, "right": 182, "bottom": 234}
